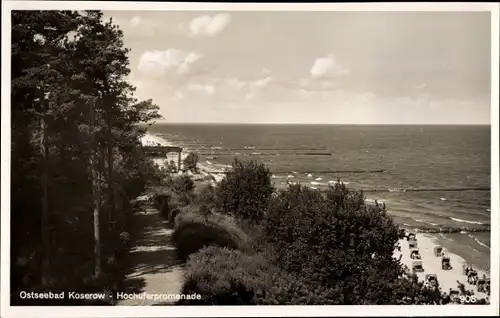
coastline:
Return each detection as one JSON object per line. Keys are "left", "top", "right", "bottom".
{"left": 141, "top": 133, "right": 229, "bottom": 185}
{"left": 395, "top": 233, "right": 489, "bottom": 300}
{"left": 141, "top": 132, "right": 490, "bottom": 290}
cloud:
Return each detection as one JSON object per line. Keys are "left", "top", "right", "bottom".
{"left": 187, "top": 83, "right": 215, "bottom": 95}
{"left": 224, "top": 78, "right": 247, "bottom": 90}
{"left": 297, "top": 77, "right": 337, "bottom": 92}
{"left": 137, "top": 49, "right": 203, "bottom": 77}
{"left": 310, "top": 55, "right": 349, "bottom": 78}
{"left": 130, "top": 16, "right": 141, "bottom": 27}
{"left": 250, "top": 76, "right": 272, "bottom": 90}
{"left": 172, "top": 91, "right": 185, "bottom": 101}
{"left": 189, "top": 13, "right": 231, "bottom": 37}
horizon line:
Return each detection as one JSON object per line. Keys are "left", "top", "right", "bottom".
{"left": 145, "top": 122, "right": 491, "bottom": 126}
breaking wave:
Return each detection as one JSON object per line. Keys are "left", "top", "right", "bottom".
{"left": 413, "top": 219, "right": 438, "bottom": 226}
{"left": 328, "top": 180, "right": 351, "bottom": 185}
{"left": 439, "top": 233, "right": 453, "bottom": 241}
{"left": 468, "top": 234, "right": 489, "bottom": 249}
{"left": 450, "top": 217, "right": 484, "bottom": 225}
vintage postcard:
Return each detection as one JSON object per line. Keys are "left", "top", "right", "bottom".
{"left": 1, "top": 1, "right": 499, "bottom": 317}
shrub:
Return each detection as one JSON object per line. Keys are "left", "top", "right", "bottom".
{"left": 263, "top": 183, "right": 442, "bottom": 304}
{"left": 180, "top": 247, "right": 276, "bottom": 304}
{"left": 166, "top": 160, "right": 178, "bottom": 173}
{"left": 215, "top": 158, "right": 274, "bottom": 223}
{"left": 173, "top": 209, "right": 252, "bottom": 261}
{"left": 183, "top": 152, "right": 199, "bottom": 173}
{"left": 196, "top": 184, "right": 216, "bottom": 206}
{"left": 171, "top": 175, "right": 195, "bottom": 196}
{"left": 194, "top": 184, "right": 217, "bottom": 217}
{"left": 180, "top": 246, "right": 348, "bottom": 305}
{"left": 151, "top": 191, "right": 184, "bottom": 225}
{"left": 169, "top": 175, "right": 195, "bottom": 207}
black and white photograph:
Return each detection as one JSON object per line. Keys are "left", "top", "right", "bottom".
{"left": 1, "top": 1, "right": 499, "bottom": 317}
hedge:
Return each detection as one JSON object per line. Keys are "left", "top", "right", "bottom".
{"left": 172, "top": 208, "right": 252, "bottom": 261}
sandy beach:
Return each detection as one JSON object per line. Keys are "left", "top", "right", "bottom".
{"left": 394, "top": 233, "right": 489, "bottom": 301}
{"left": 141, "top": 133, "right": 228, "bottom": 185}
{"left": 140, "top": 134, "right": 173, "bottom": 147}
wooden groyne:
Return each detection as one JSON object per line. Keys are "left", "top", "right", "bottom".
{"left": 199, "top": 152, "right": 332, "bottom": 156}
{"left": 202, "top": 168, "right": 389, "bottom": 175}
{"left": 273, "top": 169, "right": 388, "bottom": 174}
{"left": 360, "top": 187, "right": 490, "bottom": 193}
{"left": 399, "top": 226, "right": 490, "bottom": 234}
{"left": 314, "top": 186, "right": 489, "bottom": 193}
{"left": 199, "top": 147, "right": 327, "bottom": 151}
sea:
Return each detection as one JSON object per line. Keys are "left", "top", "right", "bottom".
{"left": 147, "top": 123, "right": 492, "bottom": 270}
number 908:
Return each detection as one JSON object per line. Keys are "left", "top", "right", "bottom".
{"left": 459, "top": 295, "right": 477, "bottom": 304}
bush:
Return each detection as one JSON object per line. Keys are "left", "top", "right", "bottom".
{"left": 171, "top": 175, "right": 195, "bottom": 196}
{"left": 264, "top": 183, "right": 443, "bottom": 304}
{"left": 180, "top": 246, "right": 350, "bottom": 305}
{"left": 166, "top": 160, "right": 178, "bottom": 173}
{"left": 215, "top": 158, "right": 274, "bottom": 223}
{"left": 183, "top": 152, "right": 199, "bottom": 173}
{"left": 196, "top": 184, "right": 216, "bottom": 206}
{"left": 151, "top": 191, "right": 182, "bottom": 225}
{"left": 180, "top": 247, "right": 276, "bottom": 304}
{"left": 172, "top": 209, "right": 252, "bottom": 261}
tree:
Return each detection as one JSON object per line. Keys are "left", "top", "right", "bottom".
{"left": 183, "top": 152, "right": 199, "bottom": 173}
{"left": 264, "top": 183, "right": 445, "bottom": 304}
{"left": 11, "top": 9, "right": 82, "bottom": 287}
{"left": 215, "top": 158, "right": 274, "bottom": 223}
{"left": 72, "top": 10, "right": 161, "bottom": 278}
{"left": 10, "top": 10, "right": 161, "bottom": 302}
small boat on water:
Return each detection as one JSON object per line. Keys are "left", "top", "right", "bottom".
{"left": 206, "top": 156, "right": 216, "bottom": 160}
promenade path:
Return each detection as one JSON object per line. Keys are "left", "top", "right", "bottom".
{"left": 116, "top": 204, "right": 185, "bottom": 306}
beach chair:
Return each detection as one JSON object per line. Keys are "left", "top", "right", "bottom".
{"left": 449, "top": 290, "right": 460, "bottom": 304}
{"left": 462, "top": 262, "right": 472, "bottom": 275}
{"left": 485, "top": 278, "right": 490, "bottom": 295}
{"left": 441, "top": 256, "right": 452, "bottom": 270}
{"left": 407, "top": 232, "right": 417, "bottom": 241}
{"left": 477, "top": 277, "right": 486, "bottom": 293}
{"left": 398, "top": 228, "right": 406, "bottom": 239}
{"left": 410, "top": 248, "right": 422, "bottom": 260}
{"left": 408, "top": 241, "right": 418, "bottom": 249}
{"left": 467, "top": 270, "right": 478, "bottom": 285}
{"left": 412, "top": 260, "right": 424, "bottom": 273}
{"left": 425, "top": 274, "right": 438, "bottom": 288}
{"left": 434, "top": 246, "right": 443, "bottom": 257}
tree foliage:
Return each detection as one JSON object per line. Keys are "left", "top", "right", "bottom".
{"left": 264, "top": 183, "right": 445, "bottom": 304}
{"left": 215, "top": 158, "right": 274, "bottom": 223}
{"left": 182, "top": 152, "right": 199, "bottom": 173}
{"left": 10, "top": 10, "right": 160, "bottom": 304}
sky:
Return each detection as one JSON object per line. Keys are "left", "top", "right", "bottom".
{"left": 104, "top": 11, "right": 492, "bottom": 124}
